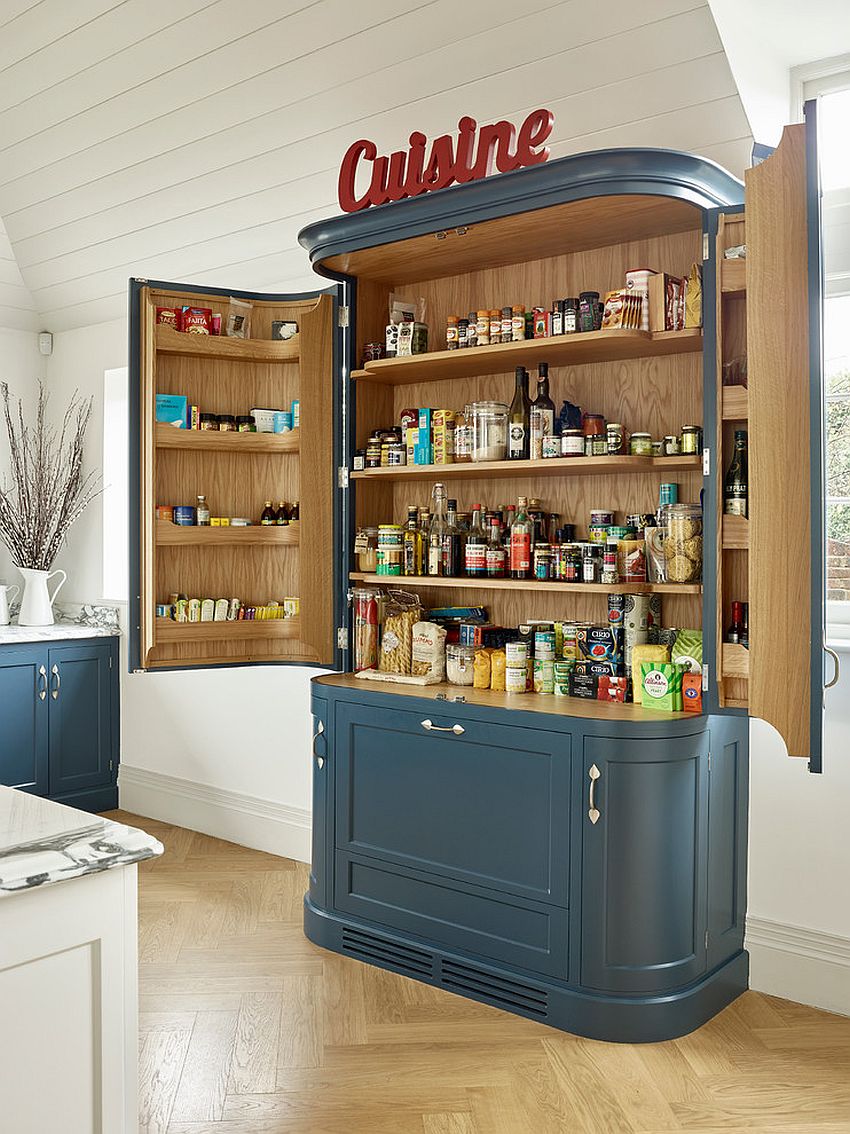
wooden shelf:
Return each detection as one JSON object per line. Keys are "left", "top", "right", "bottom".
{"left": 725, "top": 698, "right": 749, "bottom": 709}
{"left": 315, "top": 673, "right": 694, "bottom": 722}
{"left": 156, "top": 520, "right": 299, "bottom": 546}
{"left": 349, "top": 573, "right": 702, "bottom": 595}
{"left": 352, "top": 328, "right": 703, "bottom": 385}
{"left": 154, "top": 617, "right": 301, "bottom": 643}
{"left": 155, "top": 324, "right": 299, "bottom": 363}
{"left": 352, "top": 454, "right": 702, "bottom": 483}
{"left": 721, "top": 259, "right": 747, "bottom": 294}
{"left": 722, "top": 385, "right": 748, "bottom": 420}
{"left": 722, "top": 515, "right": 749, "bottom": 550}
{"left": 722, "top": 643, "right": 750, "bottom": 679}
{"left": 154, "top": 423, "right": 299, "bottom": 453}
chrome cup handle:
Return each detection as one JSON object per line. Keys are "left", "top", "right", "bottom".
{"left": 588, "top": 764, "right": 601, "bottom": 825}
{"left": 421, "top": 719, "right": 464, "bottom": 735}
{"left": 825, "top": 646, "right": 840, "bottom": 691}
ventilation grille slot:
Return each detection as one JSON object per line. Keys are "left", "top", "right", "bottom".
{"left": 342, "top": 927, "right": 433, "bottom": 977}
{"left": 441, "top": 959, "right": 549, "bottom": 1017}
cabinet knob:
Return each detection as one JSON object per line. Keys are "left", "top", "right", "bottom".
{"left": 421, "top": 719, "right": 464, "bottom": 735}
{"left": 588, "top": 763, "right": 601, "bottom": 825}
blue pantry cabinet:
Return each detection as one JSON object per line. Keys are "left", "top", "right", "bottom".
{"left": 0, "top": 637, "right": 119, "bottom": 811}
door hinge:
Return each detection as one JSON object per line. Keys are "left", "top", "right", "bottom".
{"left": 338, "top": 305, "right": 350, "bottom": 328}
{"left": 338, "top": 465, "right": 349, "bottom": 488}
{"left": 705, "top": 929, "right": 710, "bottom": 950}
{"left": 337, "top": 627, "right": 349, "bottom": 650}
{"left": 109, "top": 759, "right": 114, "bottom": 772}
{"left": 133, "top": 276, "right": 149, "bottom": 283}
{"left": 702, "top": 663, "right": 709, "bottom": 691}
{"left": 108, "top": 655, "right": 113, "bottom": 669}
{"left": 707, "top": 751, "right": 712, "bottom": 772}
{"left": 702, "top": 447, "right": 710, "bottom": 476}
{"left": 702, "top": 233, "right": 710, "bottom": 261}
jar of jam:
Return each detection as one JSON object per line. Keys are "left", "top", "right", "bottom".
{"left": 387, "top": 441, "right": 406, "bottom": 466}
{"left": 663, "top": 434, "right": 681, "bottom": 455}
{"left": 629, "top": 431, "right": 653, "bottom": 456}
{"left": 236, "top": 415, "right": 255, "bottom": 432}
{"left": 561, "top": 429, "right": 584, "bottom": 457}
{"left": 366, "top": 432, "right": 382, "bottom": 468}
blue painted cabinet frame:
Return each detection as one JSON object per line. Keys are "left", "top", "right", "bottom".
{"left": 0, "top": 637, "right": 119, "bottom": 812}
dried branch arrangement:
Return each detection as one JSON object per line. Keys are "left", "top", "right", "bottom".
{"left": 0, "top": 382, "right": 101, "bottom": 571}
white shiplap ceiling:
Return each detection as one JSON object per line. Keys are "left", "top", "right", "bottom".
{"left": 0, "top": 0, "right": 753, "bottom": 332}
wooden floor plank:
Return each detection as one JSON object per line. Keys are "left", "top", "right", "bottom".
{"left": 170, "top": 1009, "right": 238, "bottom": 1124}
{"left": 138, "top": 1020, "right": 194, "bottom": 1134}
{"left": 228, "top": 991, "right": 283, "bottom": 1094}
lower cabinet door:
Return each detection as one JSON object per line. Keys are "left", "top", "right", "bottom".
{"left": 580, "top": 733, "right": 708, "bottom": 994}
{"left": 0, "top": 646, "right": 48, "bottom": 794}
{"left": 309, "top": 697, "right": 329, "bottom": 908}
{"left": 334, "top": 702, "right": 570, "bottom": 905}
{"left": 335, "top": 852, "right": 569, "bottom": 978}
{"left": 47, "top": 643, "right": 113, "bottom": 797}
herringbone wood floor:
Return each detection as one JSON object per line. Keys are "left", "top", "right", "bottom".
{"left": 112, "top": 811, "right": 850, "bottom": 1134}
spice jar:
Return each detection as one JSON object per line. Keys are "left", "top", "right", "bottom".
{"left": 199, "top": 413, "right": 218, "bottom": 431}
{"left": 489, "top": 310, "right": 501, "bottom": 344}
{"left": 466, "top": 311, "right": 478, "bottom": 348}
{"left": 476, "top": 311, "right": 489, "bottom": 347}
{"left": 471, "top": 401, "right": 509, "bottom": 462}
{"left": 354, "top": 526, "right": 379, "bottom": 572}
{"left": 501, "top": 306, "right": 512, "bottom": 343}
{"left": 446, "top": 644, "right": 475, "bottom": 686}
{"left": 663, "top": 503, "right": 703, "bottom": 583}
{"left": 511, "top": 305, "right": 525, "bottom": 341}
{"left": 218, "top": 414, "right": 236, "bottom": 432}
{"left": 629, "top": 431, "right": 653, "bottom": 456}
{"left": 563, "top": 298, "right": 579, "bottom": 333}
{"left": 457, "top": 318, "right": 469, "bottom": 348}
{"left": 579, "top": 291, "right": 601, "bottom": 331}
{"left": 582, "top": 543, "right": 601, "bottom": 583}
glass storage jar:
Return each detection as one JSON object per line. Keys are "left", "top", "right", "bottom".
{"left": 471, "top": 401, "right": 509, "bottom": 462}
{"left": 662, "top": 504, "right": 703, "bottom": 583}
{"left": 446, "top": 644, "right": 475, "bottom": 686}
{"left": 354, "top": 526, "right": 379, "bottom": 572}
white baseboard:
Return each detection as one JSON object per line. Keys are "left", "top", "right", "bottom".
{"left": 118, "top": 765, "right": 311, "bottom": 864}
{"left": 746, "top": 915, "right": 850, "bottom": 1017}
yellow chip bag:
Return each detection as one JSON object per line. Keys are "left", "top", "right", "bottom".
{"left": 490, "top": 649, "right": 506, "bottom": 691}
{"left": 473, "top": 648, "right": 492, "bottom": 689}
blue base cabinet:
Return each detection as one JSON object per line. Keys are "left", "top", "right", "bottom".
{"left": 0, "top": 637, "right": 119, "bottom": 812}
{"left": 306, "top": 677, "right": 749, "bottom": 1043}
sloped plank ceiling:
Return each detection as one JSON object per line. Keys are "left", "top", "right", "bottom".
{"left": 0, "top": 0, "right": 751, "bottom": 331}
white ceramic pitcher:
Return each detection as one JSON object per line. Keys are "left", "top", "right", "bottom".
{"left": 0, "top": 583, "right": 19, "bottom": 626}
{"left": 17, "top": 567, "right": 66, "bottom": 627}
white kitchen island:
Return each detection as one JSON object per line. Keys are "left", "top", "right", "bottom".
{"left": 0, "top": 787, "right": 162, "bottom": 1133}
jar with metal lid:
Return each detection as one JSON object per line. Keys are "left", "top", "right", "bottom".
{"left": 471, "top": 401, "right": 508, "bottom": 462}
{"left": 582, "top": 543, "right": 601, "bottom": 584}
{"left": 366, "top": 432, "right": 382, "bottom": 468}
{"left": 489, "top": 310, "right": 501, "bottom": 343}
{"left": 386, "top": 441, "right": 406, "bottom": 466}
{"left": 606, "top": 422, "right": 624, "bottom": 454}
{"left": 466, "top": 312, "right": 478, "bottom": 348}
{"left": 533, "top": 542, "right": 552, "bottom": 580}
{"left": 561, "top": 428, "right": 584, "bottom": 457}
{"left": 376, "top": 524, "right": 403, "bottom": 575}
{"left": 663, "top": 434, "right": 681, "bottom": 455}
{"left": 651, "top": 440, "right": 664, "bottom": 457}
{"left": 475, "top": 311, "right": 489, "bottom": 347}
{"left": 218, "top": 414, "right": 236, "bottom": 432}
{"left": 511, "top": 305, "right": 525, "bottom": 341}
{"left": 199, "top": 413, "right": 218, "bottom": 431}
{"left": 363, "top": 341, "right": 383, "bottom": 362}
{"left": 629, "top": 431, "right": 653, "bottom": 456}
{"left": 446, "top": 644, "right": 475, "bottom": 686}
{"left": 582, "top": 412, "right": 605, "bottom": 437}
{"left": 446, "top": 315, "right": 459, "bottom": 349}
{"left": 353, "top": 449, "right": 366, "bottom": 471}
{"left": 457, "top": 318, "right": 469, "bottom": 348}
{"left": 380, "top": 429, "right": 402, "bottom": 467}
{"left": 681, "top": 425, "right": 703, "bottom": 454}
{"left": 586, "top": 433, "right": 607, "bottom": 457}
{"left": 236, "top": 415, "right": 255, "bottom": 432}
{"left": 354, "top": 526, "right": 379, "bottom": 572}
{"left": 662, "top": 503, "right": 703, "bottom": 582}
{"left": 563, "top": 298, "right": 579, "bottom": 333}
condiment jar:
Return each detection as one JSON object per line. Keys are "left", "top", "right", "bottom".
{"left": 681, "top": 425, "right": 703, "bottom": 454}
{"left": 446, "top": 315, "right": 459, "bottom": 349}
{"left": 582, "top": 412, "right": 606, "bottom": 437}
{"left": 629, "top": 431, "right": 653, "bottom": 456}
{"left": 533, "top": 542, "right": 552, "bottom": 580}
{"left": 446, "top": 644, "right": 475, "bottom": 686}
{"left": 354, "top": 526, "right": 379, "bottom": 572}
{"left": 606, "top": 422, "right": 624, "bottom": 454}
{"left": 218, "top": 414, "right": 236, "bottom": 432}
{"left": 199, "top": 413, "right": 218, "bottom": 431}
{"left": 471, "top": 401, "right": 509, "bottom": 462}
{"left": 561, "top": 429, "right": 584, "bottom": 457}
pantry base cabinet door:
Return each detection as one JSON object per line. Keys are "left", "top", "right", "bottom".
{"left": 0, "top": 647, "right": 48, "bottom": 795}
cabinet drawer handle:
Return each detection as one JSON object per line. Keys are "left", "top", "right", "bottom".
{"left": 313, "top": 719, "right": 326, "bottom": 768}
{"left": 825, "top": 645, "right": 840, "bottom": 691}
{"left": 37, "top": 665, "right": 47, "bottom": 701}
{"left": 588, "top": 763, "right": 601, "bottom": 825}
{"left": 421, "top": 719, "right": 464, "bottom": 735}
{"left": 50, "top": 663, "right": 60, "bottom": 700}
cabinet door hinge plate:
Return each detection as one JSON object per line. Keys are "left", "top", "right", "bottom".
{"left": 702, "top": 233, "right": 710, "bottom": 261}
{"left": 703, "top": 447, "right": 710, "bottom": 476}
{"left": 705, "top": 929, "right": 710, "bottom": 949}
{"left": 338, "top": 305, "right": 350, "bottom": 328}
{"left": 338, "top": 465, "right": 349, "bottom": 488}
{"left": 337, "top": 627, "right": 349, "bottom": 650}
{"left": 702, "top": 663, "right": 709, "bottom": 691}
{"left": 707, "top": 751, "right": 711, "bottom": 772}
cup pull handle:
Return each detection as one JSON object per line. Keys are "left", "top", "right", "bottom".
{"left": 588, "top": 763, "right": 601, "bottom": 825}
{"left": 51, "top": 663, "right": 60, "bottom": 700}
{"left": 312, "top": 719, "right": 326, "bottom": 767}
{"left": 37, "top": 665, "right": 47, "bottom": 701}
{"left": 825, "top": 646, "right": 840, "bottom": 691}
{"left": 421, "top": 719, "right": 464, "bottom": 735}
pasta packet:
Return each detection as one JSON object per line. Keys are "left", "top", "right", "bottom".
{"left": 378, "top": 591, "right": 422, "bottom": 675}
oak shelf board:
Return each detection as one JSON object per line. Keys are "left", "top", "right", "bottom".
{"left": 722, "top": 385, "right": 748, "bottom": 420}
{"left": 155, "top": 324, "right": 300, "bottom": 362}
{"left": 722, "top": 643, "right": 750, "bottom": 679}
{"left": 352, "top": 454, "right": 703, "bottom": 483}
{"left": 154, "top": 423, "right": 300, "bottom": 453}
{"left": 351, "top": 328, "right": 703, "bottom": 385}
{"left": 154, "top": 617, "right": 301, "bottom": 643}
{"left": 722, "top": 515, "right": 749, "bottom": 550}
{"left": 725, "top": 697, "right": 749, "bottom": 709}
{"left": 348, "top": 572, "right": 702, "bottom": 595}
{"left": 721, "top": 259, "right": 747, "bottom": 294}
{"left": 155, "top": 520, "right": 300, "bottom": 546}
{"left": 315, "top": 673, "right": 694, "bottom": 722}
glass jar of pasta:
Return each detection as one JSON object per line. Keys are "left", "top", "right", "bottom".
{"left": 662, "top": 504, "right": 703, "bottom": 583}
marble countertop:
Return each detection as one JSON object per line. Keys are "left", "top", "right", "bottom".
{"left": 0, "top": 602, "right": 121, "bottom": 646}
{"left": 0, "top": 787, "right": 163, "bottom": 896}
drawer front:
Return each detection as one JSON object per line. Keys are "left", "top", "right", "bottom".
{"left": 334, "top": 702, "right": 570, "bottom": 905}
{"left": 335, "top": 852, "right": 568, "bottom": 978}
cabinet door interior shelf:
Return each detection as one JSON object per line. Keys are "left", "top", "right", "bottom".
{"left": 352, "top": 455, "right": 702, "bottom": 483}
{"left": 155, "top": 324, "right": 300, "bottom": 363}
{"left": 156, "top": 520, "right": 299, "bottom": 546}
{"left": 351, "top": 328, "right": 703, "bottom": 385}
{"left": 722, "top": 644, "right": 750, "bottom": 679}
{"left": 349, "top": 572, "right": 702, "bottom": 595}
{"left": 154, "top": 618, "right": 301, "bottom": 643}
{"left": 721, "top": 386, "right": 748, "bottom": 420}
{"left": 154, "top": 423, "right": 299, "bottom": 453}
{"left": 721, "top": 515, "right": 749, "bottom": 550}
{"left": 721, "top": 259, "right": 746, "bottom": 295}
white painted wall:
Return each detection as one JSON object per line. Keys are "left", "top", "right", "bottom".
{"left": 0, "top": 328, "right": 46, "bottom": 584}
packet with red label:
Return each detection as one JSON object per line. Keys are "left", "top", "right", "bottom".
{"left": 682, "top": 672, "right": 703, "bottom": 712}
{"left": 178, "top": 306, "right": 212, "bottom": 334}
{"left": 156, "top": 306, "right": 179, "bottom": 327}
{"left": 598, "top": 675, "right": 628, "bottom": 702}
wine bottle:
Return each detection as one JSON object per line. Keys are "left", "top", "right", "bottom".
{"left": 441, "top": 498, "right": 461, "bottom": 577}
{"left": 529, "top": 363, "right": 555, "bottom": 459}
{"left": 510, "top": 497, "right": 532, "bottom": 579}
{"left": 724, "top": 430, "right": 748, "bottom": 517}
{"left": 508, "top": 367, "right": 531, "bottom": 460}
{"left": 486, "top": 518, "right": 506, "bottom": 578}
{"left": 726, "top": 600, "right": 744, "bottom": 644}
{"left": 428, "top": 485, "right": 447, "bottom": 576}
{"left": 464, "top": 504, "right": 487, "bottom": 577}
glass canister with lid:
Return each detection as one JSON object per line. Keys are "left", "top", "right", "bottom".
{"left": 471, "top": 401, "right": 509, "bottom": 462}
{"left": 354, "top": 526, "right": 379, "bottom": 572}
{"left": 446, "top": 644, "right": 475, "bottom": 686}
{"left": 662, "top": 503, "right": 703, "bottom": 582}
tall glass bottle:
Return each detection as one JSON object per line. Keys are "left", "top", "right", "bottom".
{"left": 529, "top": 363, "right": 556, "bottom": 460}
{"left": 486, "top": 517, "right": 507, "bottom": 578}
{"left": 724, "top": 430, "right": 748, "bottom": 516}
{"left": 417, "top": 507, "right": 430, "bottom": 575}
{"left": 427, "top": 484, "right": 448, "bottom": 576}
{"left": 508, "top": 367, "right": 531, "bottom": 460}
{"left": 441, "top": 498, "right": 461, "bottom": 577}
{"left": 510, "top": 496, "right": 532, "bottom": 579}
{"left": 402, "top": 505, "right": 420, "bottom": 576}
{"left": 464, "top": 504, "right": 487, "bottom": 578}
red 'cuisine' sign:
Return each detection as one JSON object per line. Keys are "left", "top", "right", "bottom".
{"left": 338, "top": 109, "right": 554, "bottom": 213}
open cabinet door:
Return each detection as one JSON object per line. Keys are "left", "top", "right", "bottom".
{"left": 745, "top": 119, "right": 825, "bottom": 765}
{"left": 129, "top": 280, "right": 340, "bottom": 671}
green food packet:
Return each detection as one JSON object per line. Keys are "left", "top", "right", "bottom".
{"left": 641, "top": 661, "right": 683, "bottom": 712}
{"left": 672, "top": 629, "right": 703, "bottom": 674}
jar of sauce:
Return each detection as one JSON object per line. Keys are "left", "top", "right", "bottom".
{"left": 629, "top": 431, "right": 653, "bottom": 456}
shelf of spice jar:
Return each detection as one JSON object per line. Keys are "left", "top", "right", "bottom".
{"left": 721, "top": 514, "right": 749, "bottom": 550}
{"left": 154, "top": 422, "right": 300, "bottom": 453}
{"left": 154, "top": 617, "right": 301, "bottom": 642}
{"left": 350, "top": 328, "right": 703, "bottom": 385}
{"left": 721, "top": 643, "right": 750, "bottom": 679}
{"left": 721, "top": 259, "right": 747, "bottom": 295}
{"left": 155, "top": 323, "right": 300, "bottom": 363}
{"left": 351, "top": 454, "right": 703, "bottom": 483}
{"left": 348, "top": 572, "right": 702, "bottom": 595}
{"left": 155, "top": 520, "right": 300, "bottom": 546}
{"left": 721, "top": 385, "right": 748, "bottom": 420}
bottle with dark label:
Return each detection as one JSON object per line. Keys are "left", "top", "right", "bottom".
{"left": 726, "top": 600, "right": 744, "bottom": 644}
{"left": 402, "top": 505, "right": 420, "bottom": 576}
{"left": 418, "top": 508, "right": 431, "bottom": 575}
{"left": 441, "top": 498, "right": 461, "bottom": 577}
{"left": 724, "top": 430, "right": 748, "bottom": 517}
{"left": 529, "top": 363, "right": 555, "bottom": 460}
{"left": 289, "top": 500, "right": 300, "bottom": 521}
{"left": 196, "top": 494, "right": 210, "bottom": 526}
{"left": 260, "top": 500, "right": 276, "bottom": 525}
{"left": 464, "top": 504, "right": 487, "bottom": 577}
{"left": 428, "top": 484, "right": 447, "bottom": 576}
{"left": 508, "top": 367, "right": 531, "bottom": 460}
{"left": 275, "top": 500, "right": 289, "bottom": 525}
{"left": 510, "top": 496, "right": 532, "bottom": 579}
{"left": 486, "top": 518, "right": 506, "bottom": 578}
{"left": 741, "top": 601, "right": 749, "bottom": 648}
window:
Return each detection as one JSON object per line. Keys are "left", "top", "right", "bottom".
{"left": 102, "top": 367, "right": 129, "bottom": 602}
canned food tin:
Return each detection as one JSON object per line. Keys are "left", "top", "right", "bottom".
{"left": 553, "top": 660, "right": 573, "bottom": 695}
{"left": 505, "top": 641, "right": 528, "bottom": 666}
{"left": 505, "top": 665, "right": 527, "bottom": 693}
{"left": 534, "top": 630, "right": 556, "bottom": 659}
{"left": 561, "top": 429, "right": 584, "bottom": 457}
{"left": 173, "top": 505, "right": 196, "bottom": 526}
{"left": 533, "top": 658, "right": 555, "bottom": 694}
{"left": 629, "top": 432, "right": 653, "bottom": 456}
{"left": 659, "top": 482, "right": 679, "bottom": 508}
{"left": 590, "top": 510, "right": 615, "bottom": 527}
{"left": 156, "top": 505, "right": 174, "bottom": 522}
